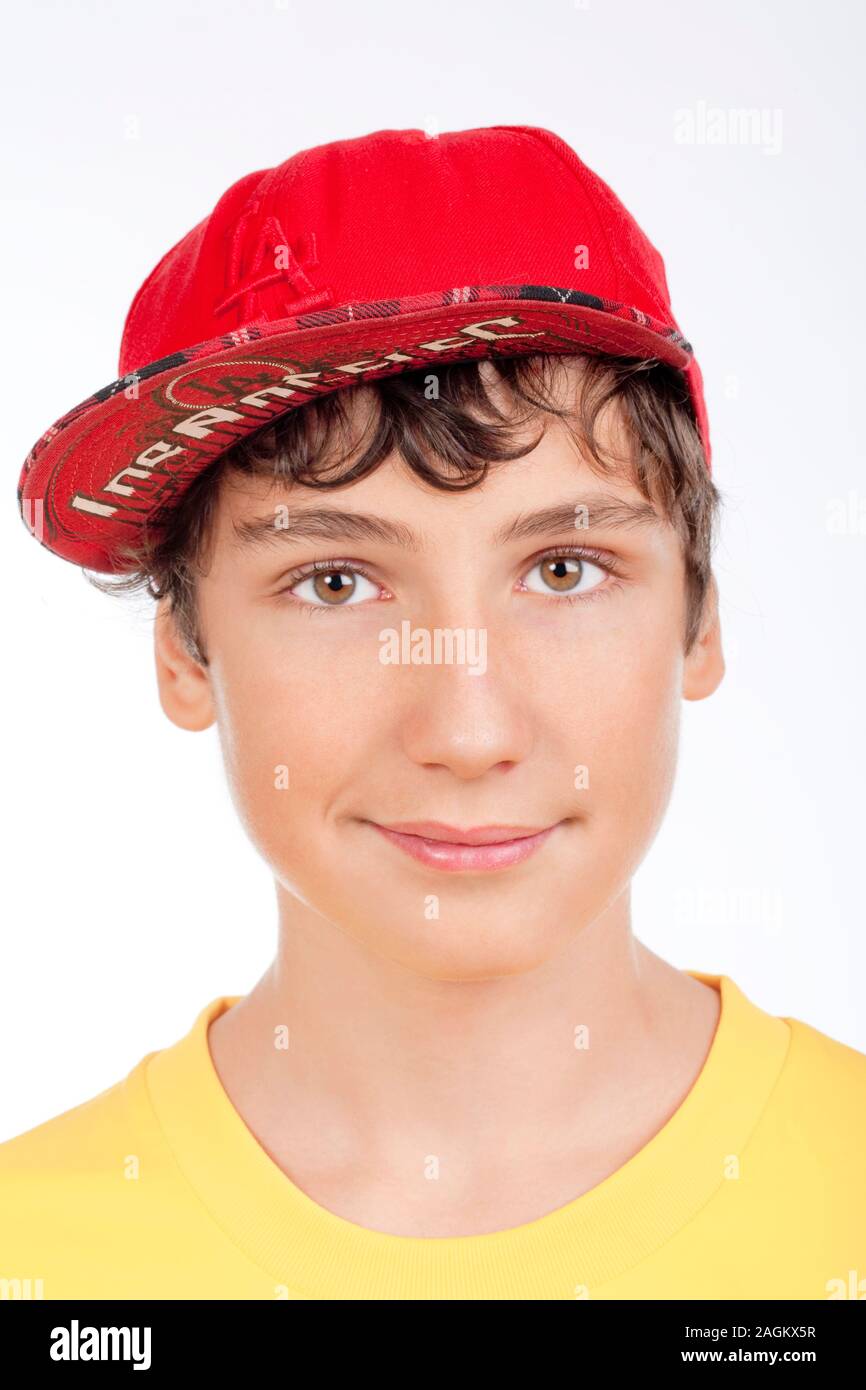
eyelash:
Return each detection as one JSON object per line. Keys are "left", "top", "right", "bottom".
{"left": 275, "top": 545, "right": 625, "bottom": 616}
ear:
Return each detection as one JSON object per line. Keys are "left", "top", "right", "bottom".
{"left": 683, "top": 574, "right": 725, "bottom": 701}
{"left": 154, "top": 598, "right": 216, "bottom": 732}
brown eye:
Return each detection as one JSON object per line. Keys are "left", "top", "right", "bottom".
{"left": 313, "top": 570, "right": 356, "bottom": 604}
{"left": 287, "top": 566, "right": 379, "bottom": 608}
{"left": 522, "top": 554, "right": 607, "bottom": 597}
{"left": 541, "top": 557, "right": 582, "bottom": 592}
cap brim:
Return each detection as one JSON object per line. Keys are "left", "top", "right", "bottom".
{"left": 18, "top": 284, "right": 693, "bottom": 571}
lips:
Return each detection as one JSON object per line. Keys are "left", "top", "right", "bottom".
{"left": 366, "top": 820, "right": 561, "bottom": 872}
{"left": 379, "top": 821, "right": 548, "bottom": 845}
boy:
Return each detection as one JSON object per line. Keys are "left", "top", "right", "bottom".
{"left": 4, "top": 124, "right": 865, "bottom": 1301}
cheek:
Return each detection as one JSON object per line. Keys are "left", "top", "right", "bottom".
{"left": 207, "top": 618, "right": 382, "bottom": 850}
{"left": 571, "top": 612, "right": 684, "bottom": 832}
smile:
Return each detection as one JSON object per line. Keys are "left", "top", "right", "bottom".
{"left": 366, "top": 820, "right": 561, "bottom": 873}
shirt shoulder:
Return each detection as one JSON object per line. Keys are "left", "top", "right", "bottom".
{"left": 0, "top": 1014, "right": 269, "bottom": 1299}
{"left": 0, "top": 1052, "right": 221, "bottom": 1298}
{"left": 757, "top": 1010, "right": 866, "bottom": 1174}
{"left": 781, "top": 1012, "right": 866, "bottom": 1098}
{"left": 0, "top": 1070, "right": 138, "bottom": 1178}
{"left": 0, "top": 1059, "right": 159, "bottom": 1235}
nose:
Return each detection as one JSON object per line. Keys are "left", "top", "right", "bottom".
{"left": 397, "top": 636, "right": 535, "bottom": 779}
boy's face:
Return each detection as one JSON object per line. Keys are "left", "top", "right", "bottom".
{"left": 156, "top": 363, "right": 723, "bottom": 980}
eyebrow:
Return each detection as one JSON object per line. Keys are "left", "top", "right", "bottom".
{"left": 231, "top": 491, "right": 661, "bottom": 552}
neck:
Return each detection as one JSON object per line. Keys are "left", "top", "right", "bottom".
{"left": 206, "top": 886, "right": 720, "bottom": 1233}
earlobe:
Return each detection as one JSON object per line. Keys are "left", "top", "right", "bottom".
{"left": 683, "top": 577, "right": 726, "bottom": 701}
{"left": 153, "top": 600, "right": 216, "bottom": 732}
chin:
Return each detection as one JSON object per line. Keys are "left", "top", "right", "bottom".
{"left": 350, "top": 901, "right": 574, "bottom": 981}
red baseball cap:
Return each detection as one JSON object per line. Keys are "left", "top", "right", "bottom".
{"left": 17, "top": 124, "right": 711, "bottom": 572}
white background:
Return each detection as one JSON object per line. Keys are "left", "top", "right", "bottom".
{"left": 2, "top": 0, "right": 864, "bottom": 1140}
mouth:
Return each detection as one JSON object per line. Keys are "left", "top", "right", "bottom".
{"left": 365, "top": 819, "right": 563, "bottom": 873}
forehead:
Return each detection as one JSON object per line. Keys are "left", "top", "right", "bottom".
{"left": 209, "top": 364, "right": 665, "bottom": 553}
{"left": 212, "top": 450, "right": 663, "bottom": 563}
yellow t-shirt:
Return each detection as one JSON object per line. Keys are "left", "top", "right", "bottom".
{"left": 1, "top": 970, "right": 864, "bottom": 1301}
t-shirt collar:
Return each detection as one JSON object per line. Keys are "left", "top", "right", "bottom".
{"left": 141, "top": 970, "right": 790, "bottom": 1298}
